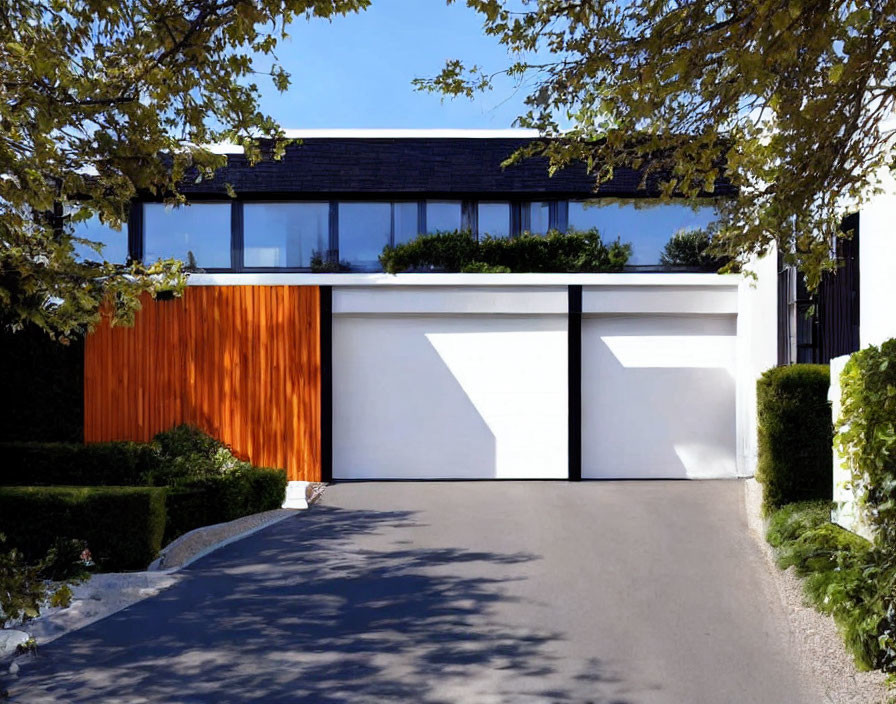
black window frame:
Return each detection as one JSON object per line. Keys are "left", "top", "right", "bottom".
{"left": 128, "top": 197, "right": 610, "bottom": 272}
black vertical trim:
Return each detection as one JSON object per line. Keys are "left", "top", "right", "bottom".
{"left": 319, "top": 285, "right": 333, "bottom": 482}
{"left": 557, "top": 200, "right": 569, "bottom": 233}
{"left": 389, "top": 202, "right": 396, "bottom": 248}
{"left": 510, "top": 202, "right": 523, "bottom": 237}
{"left": 519, "top": 201, "right": 531, "bottom": 234}
{"left": 568, "top": 285, "right": 582, "bottom": 481}
{"left": 328, "top": 201, "right": 338, "bottom": 263}
{"left": 231, "top": 201, "right": 244, "bottom": 271}
{"left": 548, "top": 201, "right": 559, "bottom": 231}
{"left": 128, "top": 200, "right": 143, "bottom": 263}
{"left": 462, "top": 200, "right": 477, "bottom": 237}
{"left": 418, "top": 200, "right": 426, "bottom": 235}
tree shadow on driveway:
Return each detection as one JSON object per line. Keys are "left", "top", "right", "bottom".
{"left": 7, "top": 504, "right": 636, "bottom": 704}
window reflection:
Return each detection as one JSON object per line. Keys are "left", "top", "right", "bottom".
{"left": 426, "top": 200, "right": 462, "bottom": 232}
{"left": 477, "top": 202, "right": 511, "bottom": 239}
{"left": 244, "top": 202, "right": 328, "bottom": 268}
{"left": 393, "top": 202, "right": 419, "bottom": 246}
{"left": 568, "top": 200, "right": 717, "bottom": 265}
{"left": 72, "top": 215, "right": 128, "bottom": 264}
{"left": 143, "top": 203, "right": 231, "bottom": 268}
{"left": 528, "top": 202, "right": 551, "bottom": 235}
{"left": 338, "top": 202, "right": 391, "bottom": 270}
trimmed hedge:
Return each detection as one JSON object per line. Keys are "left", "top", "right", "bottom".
{"left": 0, "top": 441, "right": 159, "bottom": 487}
{"left": 379, "top": 229, "right": 632, "bottom": 274}
{"left": 164, "top": 468, "right": 288, "bottom": 543}
{"left": 0, "top": 486, "right": 167, "bottom": 571}
{"left": 756, "top": 364, "right": 832, "bottom": 511}
{"left": 0, "top": 427, "right": 289, "bottom": 568}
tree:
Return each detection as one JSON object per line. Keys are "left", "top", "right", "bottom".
{"left": 660, "top": 228, "right": 733, "bottom": 272}
{"left": 419, "top": 1, "right": 896, "bottom": 287}
{"left": 0, "top": 0, "right": 367, "bottom": 339}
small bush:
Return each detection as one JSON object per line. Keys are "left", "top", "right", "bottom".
{"left": 147, "top": 424, "right": 248, "bottom": 485}
{"left": 164, "top": 467, "right": 287, "bottom": 543}
{"left": 835, "top": 338, "right": 896, "bottom": 549}
{"left": 765, "top": 501, "right": 892, "bottom": 670}
{"left": 766, "top": 500, "right": 837, "bottom": 548}
{"left": 659, "top": 228, "right": 730, "bottom": 271}
{"left": 756, "top": 364, "right": 832, "bottom": 511}
{"left": 379, "top": 229, "right": 631, "bottom": 274}
{"left": 0, "top": 441, "right": 160, "bottom": 487}
{"left": 0, "top": 534, "right": 81, "bottom": 629}
{"left": 0, "top": 486, "right": 167, "bottom": 571}
{"left": 767, "top": 501, "right": 872, "bottom": 573}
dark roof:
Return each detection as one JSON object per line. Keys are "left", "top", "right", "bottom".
{"left": 175, "top": 138, "right": 734, "bottom": 199}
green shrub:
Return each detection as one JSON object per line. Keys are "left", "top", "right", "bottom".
{"left": 0, "top": 441, "right": 160, "bottom": 487}
{"left": 164, "top": 467, "right": 287, "bottom": 543}
{"left": 756, "top": 364, "right": 832, "bottom": 511}
{"left": 0, "top": 486, "right": 167, "bottom": 571}
{"left": 766, "top": 500, "right": 837, "bottom": 548}
{"left": 765, "top": 501, "right": 892, "bottom": 670}
{"left": 147, "top": 424, "right": 255, "bottom": 486}
{"left": 379, "top": 229, "right": 631, "bottom": 274}
{"left": 0, "top": 534, "right": 81, "bottom": 628}
{"left": 659, "top": 228, "right": 731, "bottom": 271}
{"left": 835, "top": 338, "right": 896, "bottom": 550}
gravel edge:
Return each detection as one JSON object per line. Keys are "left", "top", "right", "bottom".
{"left": 743, "top": 478, "right": 891, "bottom": 704}
{"left": 152, "top": 481, "right": 327, "bottom": 571}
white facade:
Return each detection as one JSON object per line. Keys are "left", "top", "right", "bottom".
{"left": 859, "top": 168, "right": 896, "bottom": 348}
{"left": 581, "top": 314, "right": 737, "bottom": 479}
{"left": 189, "top": 272, "right": 776, "bottom": 481}
{"left": 332, "top": 312, "right": 569, "bottom": 479}
{"left": 830, "top": 171, "right": 896, "bottom": 537}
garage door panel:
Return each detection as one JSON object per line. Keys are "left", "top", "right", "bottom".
{"left": 333, "top": 315, "right": 568, "bottom": 479}
{"left": 582, "top": 315, "right": 737, "bottom": 479}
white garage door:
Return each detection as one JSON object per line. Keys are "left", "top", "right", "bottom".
{"left": 333, "top": 314, "right": 568, "bottom": 479}
{"left": 581, "top": 314, "right": 737, "bottom": 479}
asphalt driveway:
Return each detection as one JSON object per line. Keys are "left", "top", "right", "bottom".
{"left": 6, "top": 481, "right": 814, "bottom": 703}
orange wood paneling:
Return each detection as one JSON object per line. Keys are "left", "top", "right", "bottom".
{"left": 84, "top": 286, "right": 321, "bottom": 481}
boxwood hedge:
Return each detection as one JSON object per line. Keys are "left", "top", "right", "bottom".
{"left": 0, "top": 441, "right": 159, "bottom": 487}
{"left": 756, "top": 364, "right": 832, "bottom": 511}
{"left": 0, "top": 486, "right": 167, "bottom": 571}
{"left": 163, "top": 467, "right": 288, "bottom": 543}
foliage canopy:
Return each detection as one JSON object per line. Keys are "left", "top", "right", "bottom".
{"left": 0, "top": 0, "right": 367, "bottom": 338}
{"left": 420, "top": 0, "right": 896, "bottom": 287}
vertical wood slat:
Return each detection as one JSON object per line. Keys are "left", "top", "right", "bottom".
{"left": 84, "top": 286, "right": 322, "bottom": 481}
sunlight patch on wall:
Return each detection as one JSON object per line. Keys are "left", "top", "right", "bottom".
{"left": 673, "top": 442, "right": 737, "bottom": 479}
{"left": 601, "top": 335, "right": 736, "bottom": 374}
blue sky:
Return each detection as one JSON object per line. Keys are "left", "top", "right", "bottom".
{"left": 255, "top": 0, "right": 529, "bottom": 129}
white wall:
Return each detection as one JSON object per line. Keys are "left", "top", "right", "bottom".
{"left": 332, "top": 314, "right": 568, "bottom": 479}
{"left": 735, "top": 251, "right": 780, "bottom": 477}
{"left": 860, "top": 169, "right": 896, "bottom": 348}
{"left": 581, "top": 314, "right": 737, "bottom": 479}
{"left": 326, "top": 276, "right": 764, "bottom": 480}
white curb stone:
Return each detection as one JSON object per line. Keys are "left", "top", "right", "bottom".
{"left": 282, "top": 480, "right": 310, "bottom": 509}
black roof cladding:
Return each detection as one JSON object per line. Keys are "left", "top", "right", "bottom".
{"left": 175, "top": 137, "right": 735, "bottom": 199}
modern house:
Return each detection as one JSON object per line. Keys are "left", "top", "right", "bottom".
{"left": 81, "top": 129, "right": 778, "bottom": 484}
